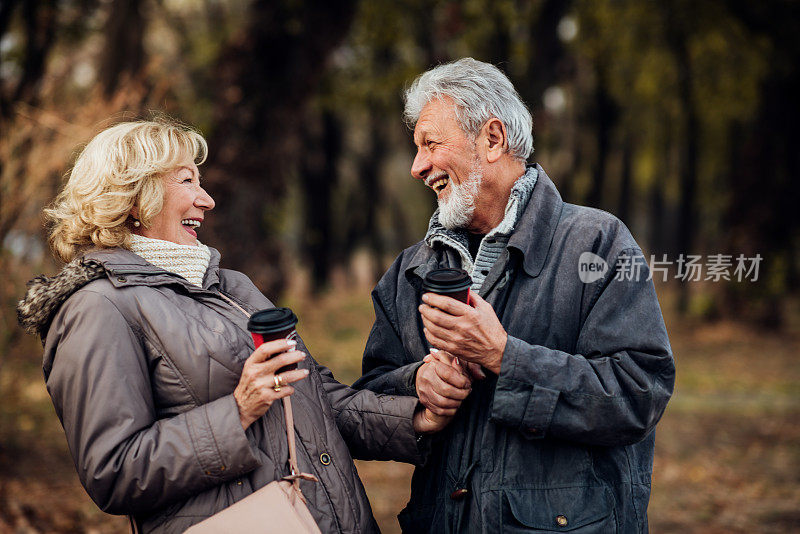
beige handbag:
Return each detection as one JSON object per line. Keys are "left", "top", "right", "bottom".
{"left": 185, "top": 396, "right": 322, "bottom": 533}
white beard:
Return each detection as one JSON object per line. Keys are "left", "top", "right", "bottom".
{"left": 438, "top": 161, "right": 482, "bottom": 230}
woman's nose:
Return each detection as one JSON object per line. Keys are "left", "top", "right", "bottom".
{"left": 196, "top": 187, "right": 215, "bottom": 210}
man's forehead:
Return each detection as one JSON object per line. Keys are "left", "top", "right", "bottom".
{"left": 413, "top": 97, "right": 458, "bottom": 140}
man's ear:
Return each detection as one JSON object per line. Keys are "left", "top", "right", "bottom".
{"left": 482, "top": 118, "right": 508, "bottom": 163}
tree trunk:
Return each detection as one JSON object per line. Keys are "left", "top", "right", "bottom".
{"left": 342, "top": 110, "right": 387, "bottom": 282}
{"left": 648, "top": 113, "right": 670, "bottom": 255}
{"left": 202, "top": 0, "right": 356, "bottom": 296}
{"left": 617, "top": 127, "right": 633, "bottom": 226}
{"left": 521, "top": 0, "right": 572, "bottom": 112}
{"left": 11, "top": 0, "right": 58, "bottom": 109}
{"left": 586, "top": 64, "right": 616, "bottom": 209}
{"left": 721, "top": 0, "right": 800, "bottom": 327}
{"left": 300, "top": 108, "right": 340, "bottom": 293}
{"left": 99, "top": 0, "right": 145, "bottom": 97}
{"left": 665, "top": 6, "right": 698, "bottom": 315}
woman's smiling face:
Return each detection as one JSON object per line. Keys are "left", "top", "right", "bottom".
{"left": 134, "top": 163, "right": 215, "bottom": 245}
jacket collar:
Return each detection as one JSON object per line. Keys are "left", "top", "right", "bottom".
{"left": 506, "top": 164, "right": 563, "bottom": 278}
{"left": 82, "top": 246, "right": 222, "bottom": 290}
{"left": 405, "top": 163, "right": 562, "bottom": 279}
{"left": 17, "top": 246, "right": 223, "bottom": 341}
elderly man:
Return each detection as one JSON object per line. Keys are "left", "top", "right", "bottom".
{"left": 353, "top": 58, "right": 674, "bottom": 533}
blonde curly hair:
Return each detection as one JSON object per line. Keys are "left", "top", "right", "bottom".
{"left": 46, "top": 119, "right": 208, "bottom": 262}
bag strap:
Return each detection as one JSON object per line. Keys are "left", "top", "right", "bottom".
{"left": 216, "top": 290, "right": 313, "bottom": 493}
{"left": 282, "top": 397, "right": 301, "bottom": 483}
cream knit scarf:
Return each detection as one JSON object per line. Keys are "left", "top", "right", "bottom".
{"left": 129, "top": 234, "right": 211, "bottom": 287}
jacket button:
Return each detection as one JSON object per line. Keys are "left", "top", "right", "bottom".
{"left": 117, "top": 276, "right": 127, "bottom": 282}
{"left": 556, "top": 515, "right": 568, "bottom": 527}
{"left": 319, "top": 452, "right": 331, "bottom": 466}
{"left": 450, "top": 488, "right": 468, "bottom": 500}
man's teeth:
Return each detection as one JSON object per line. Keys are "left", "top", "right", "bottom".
{"left": 430, "top": 177, "right": 449, "bottom": 192}
{"left": 181, "top": 219, "right": 201, "bottom": 228}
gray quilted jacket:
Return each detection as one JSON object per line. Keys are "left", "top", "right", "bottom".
{"left": 18, "top": 247, "right": 424, "bottom": 533}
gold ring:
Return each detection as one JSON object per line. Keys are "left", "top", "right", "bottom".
{"left": 273, "top": 375, "right": 282, "bottom": 392}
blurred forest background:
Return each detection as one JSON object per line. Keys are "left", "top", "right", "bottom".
{"left": 0, "top": 0, "right": 798, "bottom": 532}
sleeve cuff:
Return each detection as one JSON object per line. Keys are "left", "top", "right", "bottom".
{"left": 392, "top": 397, "right": 430, "bottom": 465}
{"left": 403, "top": 361, "right": 425, "bottom": 397}
{"left": 377, "top": 395, "right": 428, "bottom": 464}
{"left": 184, "top": 394, "right": 262, "bottom": 480}
{"left": 490, "top": 335, "right": 560, "bottom": 439}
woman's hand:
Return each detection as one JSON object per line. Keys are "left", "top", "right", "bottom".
{"left": 414, "top": 350, "right": 472, "bottom": 419}
{"left": 234, "top": 339, "right": 309, "bottom": 430}
{"left": 412, "top": 350, "right": 471, "bottom": 433}
{"left": 412, "top": 405, "right": 452, "bottom": 434}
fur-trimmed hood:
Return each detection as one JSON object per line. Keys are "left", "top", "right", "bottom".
{"left": 18, "top": 246, "right": 224, "bottom": 341}
{"left": 17, "top": 258, "right": 107, "bottom": 340}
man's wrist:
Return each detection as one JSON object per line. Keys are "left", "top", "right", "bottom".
{"left": 486, "top": 333, "right": 508, "bottom": 374}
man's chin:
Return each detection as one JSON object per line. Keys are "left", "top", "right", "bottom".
{"left": 438, "top": 206, "right": 472, "bottom": 230}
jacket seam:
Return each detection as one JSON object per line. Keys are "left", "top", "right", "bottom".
{"left": 202, "top": 404, "right": 226, "bottom": 472}
{"left": 482, "top": 483, "right": 613, "bottom": 490}
{"left": 184, "top": 408, "right": 214, "bottom": 478}
{"left": 501, "top": 375, "right": 655, "bottom": 400}
{"left": 589, "top": 246, "right": 642, "bottom": 309}
{"left": 336, "top": 410, "right": 408, "bottom": 419}
{"left": 382, "top": 410, "right": 402, "bottom": 449}
{"left": 143, "top": 337, "right": 203, "bottom": 407}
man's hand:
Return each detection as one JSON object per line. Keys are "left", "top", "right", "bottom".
{"left": 415, "top": 349, "right": 472, "bottom": 419}
{"left": 420, "top": 292, "right": 507, "bottom": 375}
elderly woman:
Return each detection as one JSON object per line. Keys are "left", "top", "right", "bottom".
{"left": 17, "top": 120, "right": 449, "bottom": 533}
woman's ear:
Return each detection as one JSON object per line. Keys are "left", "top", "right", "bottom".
{"left": 483, "top": 118, "right": 508, "bottom": 163}
{"left": 129, "top": 206, "right": 140, "bottom": 220}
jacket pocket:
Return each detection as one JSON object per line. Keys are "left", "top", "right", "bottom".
{"left": 501, "top": 486, "right": 616, "bottom": 533}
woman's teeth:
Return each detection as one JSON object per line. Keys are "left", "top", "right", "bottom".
{"left": 181, "top": 219, "right": 201, "bottom": 228}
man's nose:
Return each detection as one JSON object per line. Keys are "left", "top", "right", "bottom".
{"left": 411, "top": 150, "right": 431, "bottom": 181}
{"left": 196, "top": 187, "right": 215, "bottom": 210}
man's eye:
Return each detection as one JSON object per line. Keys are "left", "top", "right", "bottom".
{"left": 427, "top": 141, "right": 437, "bottom": 149}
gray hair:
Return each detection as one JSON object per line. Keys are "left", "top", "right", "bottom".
{"left": 403, "top": 58, "right": 533, "bottom": 162}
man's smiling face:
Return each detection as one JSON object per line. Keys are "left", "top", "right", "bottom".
{"left": 411, "top": 97, "right": 483, "bottom": 230}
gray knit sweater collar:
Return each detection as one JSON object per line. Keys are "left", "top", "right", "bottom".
{"left": 424, "top": 165, "right": 538, "bottom": 281}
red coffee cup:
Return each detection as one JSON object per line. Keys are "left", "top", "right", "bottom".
{"left": 247, "top": 307, "right": 299, "bottom": 373}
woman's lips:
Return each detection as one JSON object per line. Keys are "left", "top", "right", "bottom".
{"left": 181, "top": 218, "right": 201, "bottom": 239}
